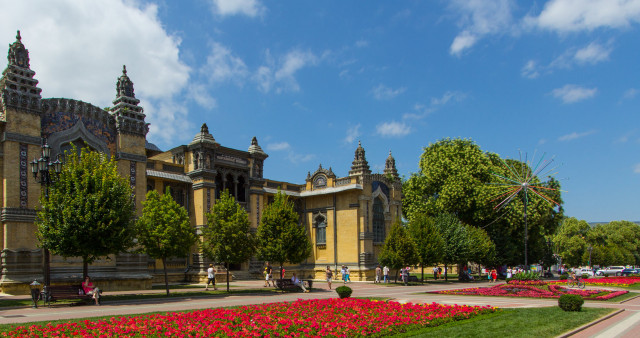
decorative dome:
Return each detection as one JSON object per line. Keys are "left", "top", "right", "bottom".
{"left": 348, "top": 140, "right": 371, "bottom": 176}
{"left": 248, "top": 136, "right": 266, "bottom": 155}
{"left": 189, "top": 123, "right": 218, "bottom": 145}
{"left": 383, "top": 150, "right": 399, "bottom": 179}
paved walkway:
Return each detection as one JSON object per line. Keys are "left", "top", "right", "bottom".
{"left": 1, "top": 280, "right": 639, "bottom": 337}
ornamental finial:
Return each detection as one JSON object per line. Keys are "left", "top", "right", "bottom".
{"left": 122, "top": 65, "right": 127, "bottom": 75}
{"left": 16, "top": 30, "right": 21, "bottom": 41}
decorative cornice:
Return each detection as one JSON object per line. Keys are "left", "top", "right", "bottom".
{"left": 1, "top": 207, "right": 37, "bottom": 222}
{"left": 192, "top": 182, "right": 216, "bottom": 190}
{"left": 115, "top": 152, "right": 146, "bottom": 162}
{"left": 1, "top": 132, "right": 40, "bottom": 145}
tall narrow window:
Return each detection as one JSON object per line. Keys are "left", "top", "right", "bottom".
{"left": 373, "top": 197, "right": 385, "bottom": 243}
{"left": 315, "top": 215, "right": 327, "bottom": 245}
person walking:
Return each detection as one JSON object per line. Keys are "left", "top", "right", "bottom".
{"left": 326, "top": 266, "right": 333, "bottom": 289}
{"left": 433, "top": 266, "right": 438, "bottom": 280}
{"left": 491, "top": 269, "right": 498, "bottom": 283}
{"left": 341, "top": 265, "right": 347, "bottom": 284}
{"left": 345, "top": 266, "right": 352, "bottom": 283}
{"left": 375, "top": 265, "right": 382, "bottom": 284}
{"left": 206, "top": 264, "right": 217, "bottom": 290}
{"left": 264, "top": 262, "right": 273, "bottom": 287}
{"left": 383, "top": 265, "right": 390, "bottom": 283}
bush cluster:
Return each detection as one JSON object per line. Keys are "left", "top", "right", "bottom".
{"left": 558, "top": 294, "right": 584, "bottom": 312}
{"left": 335, "top": 286, "right": 352, "bottom": 299}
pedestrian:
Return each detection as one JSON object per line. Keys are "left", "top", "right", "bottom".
{"left": 491, "top": 269, "right": 497, "bottom": 283}
{"left": 264, "top": 262, "right": 273, "bottom": 287}
{"left": 341, "top": 265, "right": 347, "bottom": 284}
{"left": 402, "top": 267, "right": 409, "bottom": 285}
{"left": 383, "top": 265, "right": 390, "bottom": 283}
{"left": 326, "top": 265, "right": 333, "bottom": 289}
{"left": 433, "top": 266, "right": 438, "bottom": 280}
{"left": 506, "top": 267, "right": 512, "bottom": 280}
{"left": 206, "top": 264, "right": 217, "bottom": 290}
{"left": 375, "top": 265, "right": 382, "bottom": 284}
{"left": 345, "top": 266, "right": 352, "bottom": 283}
{"left": 438, "top": 266, "right": 442, "bottom": 279}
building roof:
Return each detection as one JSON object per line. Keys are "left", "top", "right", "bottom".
{"left": 146, "top": 169, "right": 192, "bottom": 183}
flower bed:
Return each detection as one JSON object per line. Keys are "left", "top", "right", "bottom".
{"left": 507, "top": 280, "right": 548, "bottom": 286}
{"left": 549, "top": 277, "right": 640, "bottom": 287}
{"left": 1, "top": 298, "right": 496, "bottom": 337}
{"left": 432, "top": 283, "right": 627, "bottom": 300}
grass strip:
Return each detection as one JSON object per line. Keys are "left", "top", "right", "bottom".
{"left": 397, "top": 307, "right": 613, "bottom": 337}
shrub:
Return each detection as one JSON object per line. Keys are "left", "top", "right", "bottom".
{"left": 336, "top": 286, "right": 352, "bottom": 299}
{"left": 582, "top": 273, "right": 590, "bottom": 279}
{"left": 560, "top": 273, "right": 569, "bottom": 280}
{"left": 558, "top": 294, "right": 584, "bottom": 312}
{"left": 512, "top": 272, "right": 540, "bottom": 281}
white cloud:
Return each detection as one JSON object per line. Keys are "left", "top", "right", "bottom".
{"left": 574, "top": 42, "right": 611, "bottom": 64}
{"left": 187, "top": 83, "right": 217, "bottom": 109}
{"left": 521, "top": 60, "right": 541, "bottom": 79}
{"left": 448, "top": 0, "right": 515, "bottom": 56}
{"left": 287, "top": 152, "right": 315, "bottom": 163}
{"left": 355, "top": 39, "right": 369, "bottom": 48}
{"left": 202, "top": 42, "right": 249, "bottom": 85}
{"left": 372, "top": 84, "right": 406, "bottom": 100}
{"left": 634, "top": 163, "right": 640, "bottom": 174}
{"left": 210, "top": 0, "right": 265, "bottom": 17}
{"left": 558, "top": 130, "right": 596, "bottom": 141}
{"left": 527, "top": 0, "right": 640, "bottom": 33}
{"left": 344, "top": 124, "right": 361, "bottom": 144}
{"left": 551, "top": 84, "right": 597, "bottom": 103}
{"left": 623, "top": 88, "right": 640, "bottom": 99}
{"left": 376, "top": 121, "right": 411, "bottom": 137}
{"left": 255, "top": 49, "right": 318, "bottom": 93}
{"left": 431, "top": 91, "right": 466, "bottom": 105}
{"left": 266, "top": 142, "right": 291, "bottom": 151}
{"left": 0, "top": 0, "right": 191, "bottom": 147}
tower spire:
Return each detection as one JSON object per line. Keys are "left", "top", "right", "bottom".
{"left": 1, "top": 30, "right": 42, "bottom": 115}
{"left": 384, "top": 150, "right": 399, "bottom": 179}
{"left": 348, "top": 140, "right": 371, "bottom": 176}
{"left": 111, "top": 65, "right": 148, "bottom": 136}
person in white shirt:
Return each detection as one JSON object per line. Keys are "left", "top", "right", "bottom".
{"left": 291, "top": 273, "right": 309, "bottom": 293}
{"left": 206, "top": 264, "right": 217, "bottom": 291}
{"left": 383, "top": 265, "right": 390, "bottom": 283}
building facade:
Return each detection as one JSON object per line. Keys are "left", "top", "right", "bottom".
{"left": 0, "top": 31, "right": 401, "bottom": 294}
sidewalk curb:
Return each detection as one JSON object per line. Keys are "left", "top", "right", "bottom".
{"left": 619, "top": 294, "right": 640, "bottom": 304}
{"left": 557, "top": 308, "right": 625, "bottom": 338}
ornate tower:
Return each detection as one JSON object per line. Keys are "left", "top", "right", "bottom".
{"left": 109, "top": 65, "right": 148, "bottom": 214}
{"left": 0, "top": 31, "right": 45, "bottom": 293}
{"left": 383, "top": 151, "right": 399, "bottom": 179}
{"left": 348, "top": 141, "right": 371, "bottom": 176}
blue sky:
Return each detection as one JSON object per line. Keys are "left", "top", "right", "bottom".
{"left": 1, "top": 0, "right": 639, "bottom": 222}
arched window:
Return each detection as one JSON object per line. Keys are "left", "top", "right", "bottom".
{"left": 315, "top": 214, "right": 327, "bottom": 245}
{"left": 237, "top": 176, "right": 246, "bottom": 202}
{"left": 373, "top": 197, "right": 385, "bottom": 243}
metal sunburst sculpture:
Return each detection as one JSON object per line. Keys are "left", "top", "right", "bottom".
{"left": 489, "top": 151, "right": 562, "bottom": 270}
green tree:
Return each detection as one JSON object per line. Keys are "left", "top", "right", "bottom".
{"left": 136, "top": 188, "right": 198, "bottom": 296}
{"left": 379, "top": 219, "right": 419, "bottom": 282}
{"left": 434, "top": 213, "right": 472, "bottom": 280}
{"left": 466, "top": 225, "right": 496, "bottom": 268}
{"left": 36, "top": 147, "right": 135, "bottom": 279}
{"left": 553, "top": 217, "right": 590, "bottom": 267}
{"left": 202, "top": 190, "right": 256, "bottom": 292}
{"left": 407, "top": 214, "right": 444, "bottom": 282}
{"left": 256, "top": 192, "right": 311, "bottom": 278}
{"left": 586, "top": 220, "right": 640, "bottom": 266}
{"left": 403, "top": 138, "right": 563, "bottom": 267}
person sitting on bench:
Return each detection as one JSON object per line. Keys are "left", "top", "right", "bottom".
{"left": 82, "top": 276, "right": 101, "bottom": 305}
{"left": 291, "top": 273, "right": 309, "bottom": 293}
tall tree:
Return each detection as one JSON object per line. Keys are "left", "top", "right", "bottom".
{"left": 256, "top": 192, "right": 311, "bottom": 279}
{"left": 36, "top": 147, "right": 135, "bottom": 279}
{"left": 202, "top": 190, "right": 256, "bottom": 292}
{"left": 407, "top": 214, "right": 444, "bottom": 282}
{"left": 379, "top": 219, "right": 419, "bottom": 282}
{"left": 403, "top": 138, "right": 564, "bottom": 267}
{"left": 136, "top": 188, "right": 198, "bottom": 296}
{"left": 553, "top": 217, "right": 590, "bottom": 267}
{"left": 434, "top": 213, "right": 472, "bottom": 281}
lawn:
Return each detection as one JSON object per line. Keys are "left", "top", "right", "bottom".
{"left": 398, "top": 307, "right": 613, "bottom": 337}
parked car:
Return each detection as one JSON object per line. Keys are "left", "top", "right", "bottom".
{"left": 573, "top": 268, "right": 594, "bottom": 277}
{"left": 621, "top": 268, "right": 640, "bottom": 276}
{"left": 595, "top": 266, "right": 625, "bottom": 277}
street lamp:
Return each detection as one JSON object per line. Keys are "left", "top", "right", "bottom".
{"left": 29, "top": 138, "right": 63, "bottom": 287}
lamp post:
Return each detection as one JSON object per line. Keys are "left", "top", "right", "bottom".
{"left": 29, "top": 138, "right": 63, "bottom": 287}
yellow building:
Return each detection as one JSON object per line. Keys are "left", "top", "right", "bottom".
{"left": 0, "top": 31, "right": 401, "bottom": 293}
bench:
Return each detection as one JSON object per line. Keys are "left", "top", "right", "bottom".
{"left": 42, "top": 285, "right": 96, "bottom": 307}
{"left": 274, "top": 279, "right": 313, "bottom": 292}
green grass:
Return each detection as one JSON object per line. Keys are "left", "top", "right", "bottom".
{"left": 0, "top": 288, "right": 276, "bottom": 308}
{"left": 397, "top": 307, "right": 613, "bottom": 337}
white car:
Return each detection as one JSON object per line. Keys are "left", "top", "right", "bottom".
{"left": 573, "top": 268, "right": 594, "bottom": 277}
{"left": 595, "top": 266, "right": 625, "bottom": 277}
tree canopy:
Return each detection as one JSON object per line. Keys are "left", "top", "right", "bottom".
{"left": 36, "top": 147, "right": 135, "bottom": 278}
{"left": 136, "top": 188, "right": 198, "bottom": 295}
{"left": 379, "top": 219, "right": 419, "bottom": 279}
{"left": 256, "top": 192, "right": 311, "bottom": 273}
{"left": 406, "top": 213, "right": 443, "bottom": 281}
{"left": 202, "top": 190, "right": 256, "bottom": 291}
{"left": 403, "top": 138, "right": 563, "bottom": 267}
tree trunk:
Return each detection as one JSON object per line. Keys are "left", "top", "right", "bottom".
{"left": 82, "top": 259, "right": 88, "bottom": 280}
{"left": 162, "top": 257, "right": 170, "bottom": 296}
{"left": 394, "top": 270, "right": 399, "bottom": 283}
{"left": 226, "top": 262, "right": 230, "bottom": 292}
{"left": 421, "top": 265, "right": 424, "bottom": 283}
